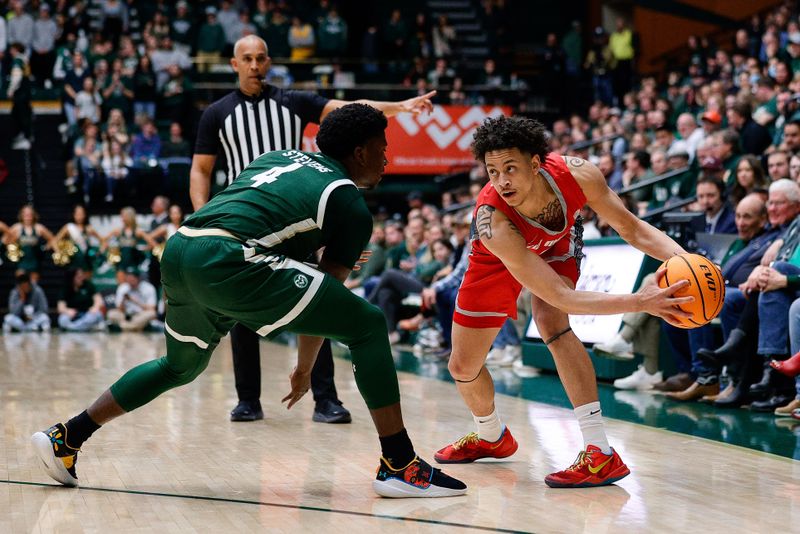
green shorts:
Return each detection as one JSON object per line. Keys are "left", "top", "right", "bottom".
{"left": 109, "top": 226, "right": 399, "bottom": 412}
{"left": 160, "top": 227, "right": 332, "bottom": 348}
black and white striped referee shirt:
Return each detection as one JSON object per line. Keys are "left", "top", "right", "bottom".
{"left": 194, "top": 85, "right": 329, "bottom": 184}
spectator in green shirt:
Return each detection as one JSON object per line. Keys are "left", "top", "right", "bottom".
{"left": 196, "top": 7, "right": 226, "bottom": 73}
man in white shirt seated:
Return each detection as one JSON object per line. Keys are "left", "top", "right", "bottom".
{"left": 107, "top": 267, "right": 157, "bottom": 332}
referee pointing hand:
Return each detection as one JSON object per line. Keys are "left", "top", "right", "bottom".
{"left": 190, "top": 35, "right": 435, "bottom": 423}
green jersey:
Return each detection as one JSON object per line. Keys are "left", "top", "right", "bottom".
{"left": 185, "top": 150, "right": 372, "bottom": 269}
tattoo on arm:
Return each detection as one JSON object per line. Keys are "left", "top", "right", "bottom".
{"left": 568, "top": 157, "right": 585, "bottom": 167}
{"left": 476, "top": 205, "right": 495, "bottom": 240}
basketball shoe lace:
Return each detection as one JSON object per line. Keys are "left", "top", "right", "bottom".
{"left": 453, "top": 432, "right": 481, "bottom": 450}
{"left": 567, "top": 449, "right": 593, "bottom": 471}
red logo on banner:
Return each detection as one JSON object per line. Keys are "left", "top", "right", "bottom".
{"left": 302, "top": 105, "right": 511, "bottom": 174}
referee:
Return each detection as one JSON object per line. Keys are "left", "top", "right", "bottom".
{"left": 190, "top": 35, "right": 435, "bottom": 423}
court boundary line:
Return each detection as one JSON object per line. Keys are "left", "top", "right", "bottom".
{"left": 0, "top": 479, "right": 532, "bottom": 534}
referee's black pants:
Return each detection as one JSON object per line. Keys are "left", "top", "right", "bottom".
{"left": 231, "top": 323, "right": 339, "bottom": 405}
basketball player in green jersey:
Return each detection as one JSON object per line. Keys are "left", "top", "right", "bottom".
{"left": 32, "top": 104, "right": 467, "bottom": 498}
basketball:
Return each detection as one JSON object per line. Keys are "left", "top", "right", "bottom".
{"left": 657, "top": 253, "right": 725, "bottom": 329}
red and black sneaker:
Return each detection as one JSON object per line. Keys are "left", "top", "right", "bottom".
{"left": 31, "top": 423, "right": 80, "bottom": 487}
{"left": 373, "top": 456, "right": 467, "bottom": 497}
{"left": 434, "top": 427, "right": 518, "bottom": 464}
{"left": 544, "top": 445, "right": 630, "bottom": 488}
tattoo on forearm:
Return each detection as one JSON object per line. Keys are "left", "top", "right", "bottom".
{"left": 568, "top": 157, "right": 585, "bottom": 167}
{"left": 508, "top": 222, "right": 523, "bottom": 236}
{"left": 476, "top": 205, "right": 495, "bottom": 239}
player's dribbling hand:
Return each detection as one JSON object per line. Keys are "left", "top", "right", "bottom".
{"left": 282, "top": 366, "right": 311, "bottom": 409}
{"left": 638, "top": 269, "right": 695, "bottom": 323}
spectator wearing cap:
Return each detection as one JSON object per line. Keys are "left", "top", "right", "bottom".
{"left": 767, "top": 150, "right": 791, "bottom": 181}
{"left": 727, "top": 100, "right": 772, "bottom": 155}
{"left": 676, "top": 112, "right": 705, "bottom": 162}
{"left": 196, "top": 7, "right": 226, "bottom": 73}
{"left": 700, "top": 109, "right": 723, "bottom": 137}
{"left": 700, "top": 154, "right": 725, "bottom": 182}
{"left": 31, "top": 3, "right": 58, "bottom": 88}
{"left": 107, "top": 267, "right": 157, "bottom": 332}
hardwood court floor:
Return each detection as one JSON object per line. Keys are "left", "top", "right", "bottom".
{"left": 1, "top": 332, "right": 799, "bottom": 533}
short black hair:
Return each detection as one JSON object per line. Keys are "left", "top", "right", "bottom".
{"left": 632, "top": 150, "right": 650, "bottom": 169}
{"left": 471, "top": 116, "right": 549, "bottom": 162}
{"left": 15, "top": 272, "right": 30, "bottom": 285}
{"left": 316, "top": 103, "right": 388, "bottom": 160}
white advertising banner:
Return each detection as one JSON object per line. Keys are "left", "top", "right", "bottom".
{"left": 525, "top": 243, "right": 646, "bottom": 345}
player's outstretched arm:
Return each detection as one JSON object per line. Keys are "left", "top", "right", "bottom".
{"left": 477, "top": 204, "right": 693, "bottom": 320}
{"left": 320, "top": 91, "right": 436, "bottom": 121}
{"left": 566, "top": 156, "right": 686, "bottom": 261}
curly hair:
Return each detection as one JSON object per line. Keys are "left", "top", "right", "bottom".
{"left": 316, "top": 103, "right": 388, "bottom": 160}
{"left": 471, "top": 116, "right": 550, "bottom": 162}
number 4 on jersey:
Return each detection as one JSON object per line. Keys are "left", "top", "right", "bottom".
{"left": 249, "top": 162, "right": 303, "bottom": 188}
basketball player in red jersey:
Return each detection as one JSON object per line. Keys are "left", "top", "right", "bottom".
{"left": 434, "top": 116, "right": 694, "bottom": 488}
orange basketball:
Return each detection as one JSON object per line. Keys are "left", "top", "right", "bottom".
{"left": 656, "top": 253, "right": 725, "bottom": 329}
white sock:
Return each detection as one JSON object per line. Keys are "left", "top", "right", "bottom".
{"left": 574, "top": 401, "right": 612, "bottom": 454}
{"left": 473, "top": 408, "right": 504, "bottom": 442}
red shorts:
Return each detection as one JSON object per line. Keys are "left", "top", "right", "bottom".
{"left": 454, "top": 236, "right": 581, "bottom": 329}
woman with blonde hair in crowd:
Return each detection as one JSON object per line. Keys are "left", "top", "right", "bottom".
{"left": 52, "top": 204, "right": 103, "bottom": 273}
{"left": 100, "top": 206, "right": 156, "bottom": 284}
{"left": 6, "top": 205, "right": 55, "bottom": 283}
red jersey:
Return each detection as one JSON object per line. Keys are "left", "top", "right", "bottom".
{"left": 471, "top": 154, "right": 587, "bottom": 261}
{"left": 455, "top": 154, "right": 588, "bottom": 328}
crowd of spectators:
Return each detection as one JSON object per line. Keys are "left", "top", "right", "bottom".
{"left": 540, "top": 1, "right": 800, "bottom": 422}
{"left": 0, "top": 0, "right": 517, "bottom": 206}
{"left": 0, "top": 197, "right": 182, "bottom": 335}
{"left": 7, "top": 2, "right": 800, "bottom": 424}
